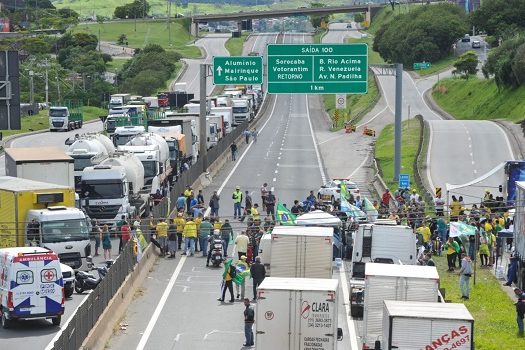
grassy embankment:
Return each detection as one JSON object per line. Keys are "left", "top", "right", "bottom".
{"left": 375, "top": 115, "right": 524, "bottom": 348}
{"left": 433, "top": 77, "right": 525, "bottom": 123}
{"left": 2, "top": 106, "right": 107, "bottom": 138}
{"left": 225, "top": 32, "right": 250, "bottom": 56}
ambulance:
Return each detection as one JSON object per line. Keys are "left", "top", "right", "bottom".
{"left": 0, "top": 247, "right": 65, "bottom": 328}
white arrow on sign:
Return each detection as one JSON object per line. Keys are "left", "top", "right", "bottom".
{"left": 216, "top": 66, "right": 223, "bottom": 76}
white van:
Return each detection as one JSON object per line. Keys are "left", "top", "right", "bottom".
{"left": 0, "top": 247, "right": 65, "bottom": 328}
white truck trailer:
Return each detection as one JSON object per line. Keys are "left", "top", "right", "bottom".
{"left": 256, "top": 277, "right": 343, "bottom": 350}
{"left": 513, "top": 181, "right": 525, "bottom": 289}
{"left": 381, "top": 300, "right": 474, "bottom": 350}
{"left": 268, "top": 226, "right": 333, "bottom": 278}
{"left": 362, "top": 263, "right": 441, "bottom": 349}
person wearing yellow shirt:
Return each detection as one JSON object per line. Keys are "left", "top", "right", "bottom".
{"left": 250, "top": 203, "right": 260, "bottom": 221}
{"left": 184, "top": 186, "right": 193, "bottom": 214}
{"left": 235, "top": 256, "right": 249, "bottom": 300}
{"left": 416, "top": 222, "right": 432, "bottom": 248}
{"left": 213, "top": 218, "right": 223, "bottom": 231}
{"left": 155, "top": 218, "right": 169, "bottom": 256}
{"left": 183, "top": 217, "right": 197, "bottom": 256}
{"left": 449, "top": 196, "right": 461, "bottom": 220}
{"left": 195, "top": 214, "right": 202, "bottom": 252}
{"left": 174, "top": 213, "right": 186, "bottom": 251}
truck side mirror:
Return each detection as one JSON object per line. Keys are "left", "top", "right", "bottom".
{"left": 337, "top": 328, "right": 343, "bottom": 341}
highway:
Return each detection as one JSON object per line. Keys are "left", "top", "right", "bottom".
{"left": 175, "top": 33, "right": 230, "bottom": 97}
{"left": 106, "top": 32, "right": 355, "bottom": 350}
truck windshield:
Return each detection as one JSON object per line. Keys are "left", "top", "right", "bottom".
{"left": 142, "top": 161, "right": 157, "bottom": 178}
{"left": 115, "top": 135, "right": 134, "bottom": 146}
{"left": 49, "top": 109, "right": 67, "bottom": 118}
{"left": 233, "top": 107, "right": 249, "bottom": 113}
{"left": 81, "top": 181, "right": 124, "bottom": 199}
{"left": 72, "top": 155, "right": 93, "bottom": 171}
{"left": 41, "top": 219, "right": 89, "bottom": 243}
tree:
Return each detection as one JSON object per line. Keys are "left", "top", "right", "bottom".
{"left": 117, "top": 34, "right": 128, "bottom": 45}
{"left": 470, "top": 0, "right": 525, "bottom": 37}
{"left": 354, "top": 13, "right": 364, "bottom": 23}
{"left": 308, "top": 3, "right": 330, "bottom": 29}
{"left": 453, "top": 51, "right": 478, "bottom": 79}
{"left": 114, "top": 0, "right": 151, "bottom": 19}
{"left": 483, "top": 37, "right": 525, "bottom": 88}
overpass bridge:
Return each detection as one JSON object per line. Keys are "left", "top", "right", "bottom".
{"left": 190, "top": 4, "right": 383, "bottom": 36}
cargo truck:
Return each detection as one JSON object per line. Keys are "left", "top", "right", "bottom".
{"left": 362, "top": 263, "right": 441, "bottom": 349}
{"left": 5, "top": 147, "right": 75, "bottom": 189}
{"left": 381, "top": 300, "right": 474, "bottom": 350}
{"left": 349, "top": 223, "right": 417, "bottom": 318}
{"left": 0, "top": 176, "right": 91, "bottom": 270}
{"left": 80, "top": 151, "right": 147, "bottom": 224}
{"left": 256, "top": 277, "right": 343, "bottom": 350}
{"left": 267, "top": 226, "right": 333, "bottom": 278}
{"left": 231, "top": 98, "right": 251, "bottom": 126}
{"left": 147, "top": 126, "right": 184, "bottom": 181}
{"left": 210, "top": 106, "right": 233, "bottom": 134}
{"left": 49, "top": 102, "right": 83, "bottom": 131}
{"left": 513, "top": 181, "right": 525, "bottom": 289}
{"left": 295, "top": 210, "right": 345, "bottom": 260}
{"left": 113, "top": 125, "right": 146, "bottom": 146}
{"left": 108, "top": 93, "right": 131, "bottom": 109}
{"left": 149, "top": 116, "right": 197, "bottom": 163}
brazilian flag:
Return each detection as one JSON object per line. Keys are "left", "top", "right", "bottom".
{"left": 276, "top": 201, "right": 296, "bottom": 226}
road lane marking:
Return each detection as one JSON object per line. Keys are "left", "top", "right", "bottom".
{"left": 136, "top": 256, "right": 187, "bottom": 350}
{"left": 203, "top": 329, "right": 244, "bottom": 340}
{"left": 493, "top": 122, "right": 516, "bottom": 160}
{"left": 305, "top": 96, "right": 327, "bottom": 184}
{"left": 340, "top": 264, "right": 359, "bottom": 349}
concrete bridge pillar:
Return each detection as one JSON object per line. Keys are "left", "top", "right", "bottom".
{"left": 366, "top": 6, "right": 371, "bottom": 26}
{"left": 190, "top": 21, "right": 199, "bottom": 38}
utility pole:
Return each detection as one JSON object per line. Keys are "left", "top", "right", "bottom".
{"left": 394, "top": 63, "right": 403, "bottom": 181}
{"left": 44, "top": 58, "right": 49, "bottom": 107}
{"left": 168, "top": 0, "right": 172, "bottom": 46}
{"left": 56, "top": 70, "right": 61, "bottom": 102}
{"left": 29, "top": 70, "right": 34, "bottom": 105}
{"left": 199, "top": 64, "right": 208, "bottom": 172}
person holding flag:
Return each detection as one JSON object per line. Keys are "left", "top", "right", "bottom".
{"left": 276, "top": 201, "right": 296, "bottom": 226}
{"left": 218, "top": 258, "right": 236, "bottom": 303}
{"left": 235, "top": 256, "right": 250, "bottom": 300}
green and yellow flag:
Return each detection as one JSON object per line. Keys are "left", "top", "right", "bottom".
{"left": 276, "top": 201, "right": 296, "bottom": 226}
{"left": 340, "top": 181, "right": 348, "bottom": 201}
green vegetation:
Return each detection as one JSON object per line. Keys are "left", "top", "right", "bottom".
{"left": 2, "top": 106, "right": 106, "bottom": 138}
{"left": 114, "top": 0, "right": 150, "bottom": 19}
{"left": 313, "top": 29, "right": 327, "bottom": 44}
{"left": 106, "top": 58, "right": 131, "bottom": 73}
{"left": 471, "top": 0, "right": 525, "bottom": 40}
{"left": 482, "top": 37, "right": 525, "bottom": 89}
{"left": 347, "top": 37, "right": 384, "bottom": 65}
{"left": 434, "top": 255, "right": 524, "bottom": 349}
{"left": 323, "top": 74, "right": 379, "bottom": 129}
{"left": 432, "top": 77, "right": 525, "bottom": 123}
{"left": 373, "top": 3, "right": 467, "bottom": 67}
{"left": 375, "top": 119, "right": 422, "bottom": 192}
{"left": 72, "top": 19, "right": 201, "bottom": 58}
{"left": 225, "top": 33, "right": 249, "bottom": 56}
{"left": 416, "top": 55, "right": 456, "bottom": 76}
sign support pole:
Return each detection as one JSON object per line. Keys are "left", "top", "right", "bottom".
{"left": 199, "top": 64, "right": 207, "bottom": 172}
{"left": 394, "top": 63, "right": 403, "bottom": 182}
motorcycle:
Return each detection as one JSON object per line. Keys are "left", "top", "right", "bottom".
{"left": 210, "top": 237, "right": 224, "bottom": 267}
{"left": 74, "top": 260, "right": 114, "bottom": 294}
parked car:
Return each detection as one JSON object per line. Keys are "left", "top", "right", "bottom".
{"left": 318, "top": 179, "right": 360, "bottom": 204}
{"left": 462, "top": 34, "right": 471, "bottom": 42}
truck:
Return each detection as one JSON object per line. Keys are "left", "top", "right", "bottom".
{"left": 49, "top": 102, "right": 83, "bottom": 132}
{"left": 350, "top": 223, "right": 417, "bottom": 318}
{"left": 113, "top": 125, "right": 146, "bottom": 146}
{"left": 80, "top": 151, "right": 147, "bottom": 224}
{"left": 108, "top": 93, "right": 131, "bottom": 109}
{"left": 66, "top": 134, "right": 116, "bottom": 190}
{"left": 513, "top": 181, "right": 525, "bottom": 289}
{"left": 150, "top": 115, "right": 198, "bottom": 162}
{"left": 267, "top": 226, "right": 333, "bottom": 278}
{"left": 210, "top": 106, "right": 233, "bottom": 134}
{"left": 362, "top": 263, "right": 440, "bottom": 349}
{"left": 381, "top": 300, "right": 474, "bottom": 350}
{"left": 147, "top": 126, "right": 184, "bottom": 180}
{"left": 231, "top": 98, "right": 251, "bottom": 126}
{"left": 5, "top": 147, "right": 75, "bottom": 188}
{"left": 295, "top": 210, "right": 345, "bottom": 260}
{"left": 0, "top": 176, "right": 91, "bottom": 270}
{"left": 255, "top": 277, "right": 343, "bottom": 350}
{"left": 119, "top": 133, "right": 171, "bottom": 192}
{"left": 206, "top": 115, "right": 223, "bottom": 148}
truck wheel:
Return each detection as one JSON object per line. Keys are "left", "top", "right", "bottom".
{"left": 79, "top": 121, "right": 83, "bottom": 128}
{"left": 1, "top": 310, "right": 11, "bottom": 329}
{"left": 65, "top": 286, "right": 74, "bottom": 298}
{"left": 52, "top": 316, "right": 61, "bottom": 326}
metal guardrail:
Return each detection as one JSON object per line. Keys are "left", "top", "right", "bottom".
{"left": 50, "top": 242, "right": 135, "bottom": 350}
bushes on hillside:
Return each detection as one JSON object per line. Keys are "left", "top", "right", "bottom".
{"left": 373, "top": 3, "right": 467, "bottom": 66}
{"left": 482, "top": 37, "right": 525, "bottom": 89}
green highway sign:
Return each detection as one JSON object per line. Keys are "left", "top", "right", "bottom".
{"left": 413, "top": 62, "right": 431, "bottom": 70}
{"left": 267, "top": 44, "right": 368, "bottom": 94}
{"left": 212, "top": 56, "right": 263, "bottom": 85}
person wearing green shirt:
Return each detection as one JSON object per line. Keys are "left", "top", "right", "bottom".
{"left": 199, "top": 218, "right": 213, "bottom": 257}
{"left": 444, "top": 237, "right": 460, "bottom": 272}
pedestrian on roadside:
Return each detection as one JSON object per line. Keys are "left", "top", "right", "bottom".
{"left": 516, "top": 297, "right": 525, "bottom": 336}
{"left": 220, "top": 219, "right": 233, "bottom": 257}
{"left": 265, "top": 191, "right": 276, "bottom": 220}
{"left": 252, "top": 128, "right": 258, "bottom": 143}
{"left": 230, "top": 142, "right": 238, "bottom": 161}
{"left": 210, "top": 191, "right": 220, "bottom": 217}
{"left": 102, "top": 225, "right": 112, "bottom": 260}
{"left": 235, "top": 256, "right": 249, "bottom": 300}
{"left": 244, "top": 129, "right": 251, "bottom": 144}
{"left": 458, "top": 253, "right": 472, "bottom": 300}
{"left": 218, "top": 260, "right": 235, "bottom": 303}
{"left": 260, "top": 183, "right": 268, "bottom": 211}
{"left": 233, "top": 186, "right": 243, "bottom": 219}
{"left": 91, "top": 219, "right": 101, "bottom": 257}
{"left": 235, "top": 231, "right": 249, "bottom": 260}
{"left": 444, "top": 237, "right": 460, "bottom": 272}
{"left": 167, "top": 218, "right": 178, "bottom": 258}
{"left": 183, "top": 216, "right": 197, "bottom": 256}
{"left": 243, "top": 298, "right": 255, "bottom": 347}
{"left": 174, "top": 212, "right": 186, "bottom": 250}
{"left": 116, "top": 215, "right": 126, "bottom": 251}
{"left": 199, "top": 217, "right": 213, "bottom": 257}
{"left": 250, "top": 256, "right": 266, "bottom": 300}
{"left": 156, "top": 218, "right": 169, "bottom": 256}
{"left": 176, "top": 193, "right": 186, "bottom": 211}
{"left": 120, "top": 221, "right": 131, "bottom": 252}
{"left": 197, "top": 189, "right": 205, "bottom": 205}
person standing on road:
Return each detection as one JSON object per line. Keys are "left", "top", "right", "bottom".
{"left": 176, "top": 193, "right": 186, "bottom": 212}
{"left": 199, "top": 217, "right": 213, "bottom": 257}
{"left": 434, "top": 194, "right": 445, "bottom": 216}
{"left": 250, "top": 256, "right": 266, "bottom": 301}
{"left": 116, "top": 215, "right": 126, "bottom": 252}
{"left": 218, "top": 260, "right": 235, "bottom": 303}
{"left": 91, "top": 219, "right": 101, "bottom": 257}
{"left": 252, "top": 128, "right": 258, "bottom": 143}
{"left": 244, "top": 129, "right": 251, "bottom": 144}
{"left": 230, "top": 142, "right": 238, "bottom": 161}
{"left": 174, "top": 213, "right": 186, "bottom": 250}
{"left": 197, "top": 189, "right": 205, "bottom": 206}
{"left": 241, "top": 190, "right": 252, "bottom": 222}
{"left": 458, "top": 254, "right": 472, "bottom": 300}
{"left": 516, "top": 297, "right": 525, "bottom": 336}
{"left": 444, "top": 237, "right": 460, "bottom": 272}
{"left": 120, "top": 221, "right": 131, "bottom": 252}
{"left": 220, "top": 219, "right": 233, "bottom": 257}
{"left": 210, "top": 191, "right": 220, "bottom": 217}
{"left": 243, "top": 298, "right": 255, "bottom": 347}
{"left": 235, "top": 231, "right": 249, "bottom": 260}
{"left": 235, "top": 256, "right": 249, "bottom": 300}
{"left": 167, "top": 218, "right": 178, "bottom": 258}
{"left": 233, "top": 186, "right": 243, "bottom": 219}
{"left": 102, "top": 225, "right": 112, "bottom": 260}
{"left": 260, "top": 183, "right": 268, "bottom": 211}
{"left": 265, "top": 191, "right": 276, "bottom": 221}
{"left": 156, "top": 218, "right": 169, "bottom": 257}
{"left": 183, "top": 217, "right": 197, "bottom": 256}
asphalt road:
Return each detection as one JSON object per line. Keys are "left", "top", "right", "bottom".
{"left": 106, "top": 32, "right": 355, "bottom": 350}
{"left": 175, "top": 34, "right": 230, "bottom": 97}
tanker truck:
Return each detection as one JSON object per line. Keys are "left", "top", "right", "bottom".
{"left": 147, "top": 125, "right": 184, "bottom": 182}
{"left": 66, "top": 134, "right": 116, "bottom": 190}
{"left": 80, "top": 151, "right": 147, "bottom": 225}
{"left": 118, "top": 133, "right": 171, "bottom": 193}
